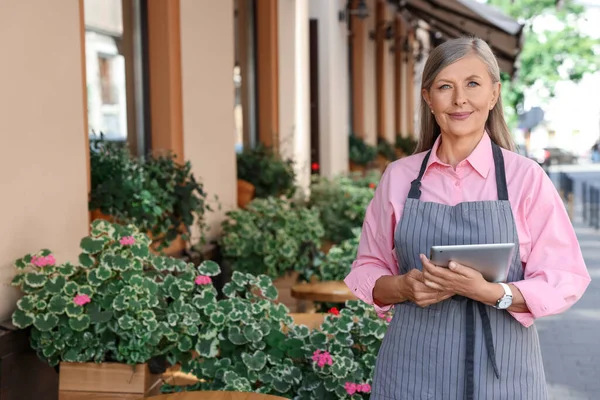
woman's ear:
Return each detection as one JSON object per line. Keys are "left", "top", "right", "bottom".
{"left": 422, "top": 88, "right": 432, "bottom": 110}
{"left": 491, "top": 81, "right": 501, "bottom": 109}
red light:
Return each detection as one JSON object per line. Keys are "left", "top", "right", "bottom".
{"left": 544, "top": 150, "right": 550, "bottom": 160}
{"left": 311, "top": 162, "right": 320, "bottom": 171}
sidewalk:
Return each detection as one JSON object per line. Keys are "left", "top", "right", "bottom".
{"left": 538, "top": 220, "right": 600, "bottom": 400}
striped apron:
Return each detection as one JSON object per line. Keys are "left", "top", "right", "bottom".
{"left": 371, "top": 142, "right": 548, "bottom": 400}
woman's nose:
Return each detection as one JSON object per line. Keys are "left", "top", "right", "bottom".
{"left": 453, "top": 87, "right": 467, "bottom": 106}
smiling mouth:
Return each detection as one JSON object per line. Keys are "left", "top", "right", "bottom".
{"left": 448, "top": 112, "right": 473, "bottom": 120}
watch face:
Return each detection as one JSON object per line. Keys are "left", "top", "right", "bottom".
{"left": 498, "top": 297, "right": 512, "bottom": 309}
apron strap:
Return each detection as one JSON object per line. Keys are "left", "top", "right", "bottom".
{"left": 465, "top": 299, "right": 501, "bottom": 400}
{"left": 492, "top": 142, "right": 509, "bottom": 201}
{"left": 408, "top": 139, "right": 510, "bottom": 201}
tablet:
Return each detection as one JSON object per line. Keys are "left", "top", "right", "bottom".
{"left": 429, "top": 243, "right": 515, "bottom": 283}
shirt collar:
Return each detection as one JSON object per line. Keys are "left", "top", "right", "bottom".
{"left": 425, "top": 131, "right": 492, "bottom": 178}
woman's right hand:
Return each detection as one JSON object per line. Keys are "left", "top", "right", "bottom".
{"left": 400, "top": 269, "right": 454, "bottom": 307}
{"left": 373, "top": 270, "right": 454, "bottom": 308}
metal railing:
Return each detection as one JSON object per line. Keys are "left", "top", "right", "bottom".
{"left": 561, "top": 171, "right": 600, "bottom": 230}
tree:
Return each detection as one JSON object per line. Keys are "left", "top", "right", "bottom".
{"left": 487, "top": 0, "right": 599, "bottom": 127}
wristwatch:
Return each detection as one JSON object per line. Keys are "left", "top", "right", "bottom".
{"left": 494, "top": 283, "right": 513, "bottom": 309}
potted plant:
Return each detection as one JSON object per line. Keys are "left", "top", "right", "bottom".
{"left": 395, "top": 134, "right": 418, "bottom": 158}
{"left": 11, "top": 220, "right": 221, "bottom": 398}
{"left": 375, "top": 137, "right": 396, "bottom": 172}
{"left": 219, "top": 197, "right": 324, "bottom": 310}
{"left": 236, "top": 144, "right": 296, "bottom": 205}
{"left": 309, "top": 176, "right": 374, "bottom": 247}
{"left": 89, "top": 138, "right": 210, "bottom": 255}
{"left": 348, "top": 135, "right": 377, "bottom": 174}
{"left": 316, "top": 229, "right": 360, "bottom": 282}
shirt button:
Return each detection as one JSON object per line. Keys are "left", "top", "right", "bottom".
{"left": 455, "top": 181, "right": 460, "bottom": 187}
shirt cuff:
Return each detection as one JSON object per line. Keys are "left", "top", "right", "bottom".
{"left": 509, "top": 278, "right": 570, "bottom": 327}
{"left": 344, "top": 266, "right": 393, "bottom": 314}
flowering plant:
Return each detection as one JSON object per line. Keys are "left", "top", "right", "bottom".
{"left": 11, "top": 220, "right": 220, "bottom": 367}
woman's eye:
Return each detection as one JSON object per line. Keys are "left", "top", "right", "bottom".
{"left": 467, "top": 81, "right": 479, "bottom": 87}
{"left": 439, "top": 84, "right": 451, "bottom": 90}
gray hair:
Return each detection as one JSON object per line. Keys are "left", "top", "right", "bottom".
{"left": 415, "top": 37, "right": 514, "bottom": 153}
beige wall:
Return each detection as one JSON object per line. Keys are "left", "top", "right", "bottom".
{"left": 363, "top": 0, "right": 377, "bottom": 146}
{"left": 0, "top": 1, "right": 90, "bottom": 323}
{"left": 278, "top": 0, "right": 311, "bottom": 196}
{"left": 180, "top": 0, "right": 237, "bottom": 239}
{"left": 309, "top": 0, "right": 349, "bottom": 178}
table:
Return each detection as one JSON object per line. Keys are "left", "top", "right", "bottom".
{"left": 290, "top": 281, "right": 357, "bottom": 303}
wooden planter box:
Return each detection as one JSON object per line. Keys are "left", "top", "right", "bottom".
{"left": 58, "top": 362, "right": 162, "bottom": 399}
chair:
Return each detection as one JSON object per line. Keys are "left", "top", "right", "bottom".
{"left": 146, "top": 391, "right": 289, "bottom": 400}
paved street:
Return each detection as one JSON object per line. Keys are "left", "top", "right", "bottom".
{"left": 538, "top": 166, "right": 600, "bottom": 400}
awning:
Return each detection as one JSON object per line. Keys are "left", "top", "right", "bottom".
{"left": 391, "top": 0, "right": 524, "bottom": 76}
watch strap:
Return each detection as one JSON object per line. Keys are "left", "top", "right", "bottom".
{"left": 498, "top": 282, "right": 513, "bottom": 298}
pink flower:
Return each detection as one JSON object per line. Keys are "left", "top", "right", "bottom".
{"left": 195, "top": 275, "right": 212, "bottom": 285}
{"left": 359, "top": 383, "right": 371, "bottom": 393}
{"left": 32, "top": 255, "right": 56, "bottom": 267}
{"left": 73, "top": 294, "right": 91, "bottom": 306}
{"left": 119, "top": 236, "right": 135, "bottom": 246}
{"left": 312, "top": 350, "right": 333, "bottom": 368}
{"left": 378, "top": 312, "right": 392, "bottom": 323}
{"left": 345, "top": 382, "right": 358, "bottom": 395}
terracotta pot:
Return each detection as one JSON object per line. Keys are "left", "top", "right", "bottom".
{"left": 320, "top": 240, "right": 335, "bottom": 255}
{"left": 237, "top": 179, "right": 255, "bottom": 209}
{"left": 395, "top": 148, "right": 405, "bottom": 159}
{"left": 349, "top": 162, "right": 366, "bottom": 175}
{"left": 58, "top": 362, "right": 162, "bottom": 399}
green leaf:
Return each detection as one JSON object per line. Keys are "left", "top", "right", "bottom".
{"left": 17, "top": 295, "right": 36, "bottom": 312}
{"left": 79, "top": 253, "right": 95, "bottom": 268}
{"left": 242, "top": 350, "right": 267, "bottom": 371}
{"left": 222, "top": 282, "right": 238, "bottom": 298}
{"left": 88, "top": 307, "right": 113, "bottom": 324}
{"left": 228, "top": 326, "right": 247, "bottom": 345}
{"left": 130, "top": 244, "right": 149, "bottom": 258}
{"left": 192, "top": 291, "right": 216, "bottom": 309}
{"left": 48, "top": 296, "right": 68, "bottom": 314}
{"left": 209, "top": 311, "right": 226, "bottom": 326}
{"left": 112, "top": 294, "right": 129, "bottom": 311}
{"left": 57, "top": 262, "right": 76, "bottom": 277}
{"left": 80, "top": 236, "right": 105, "bottom": 254}
{"left": 24, "top": 273, "right": 46, "bottom": 288}
{"left": 45, "top": 275, "right": 66, "bottom": 294}
{"left": 310, "top": 332, "right": 327, "bottom": 348}
{"left": 63, "top": 281, "right": 79, "bottom": 296}
{"left": 87, "top": 269, "right": 103, "bottom": 286}
{"left": 34, "top": 314, "right": 59, "bottom": 331}
{"left": 12, "top": 309, "right": 34, "bottom": 328}
{"left": 167, "top": 314, "right": 179, "bottom": 326}
{"left": 197, "top": 260, "right": 220, "bottom": 276}
{"left": 118, "top": 314, "right": 135, "bottom": 330}
{"left": 69, "top": 315, "right": 91, "bottom": 332}
{"left": 196, "top": 338, "right": 219, "bottom": 358}
{"left": 96, "top": 265, "right": 112, "bottom": 280}
{"left": 66, "top": 302, "right": 83, "bottom": 317}
{"left": 112, "top": 255, "right": 130, "bottom": 271}
{"left": 263, "top": 285, "right": 278, "bottom": 301}
{"left": 243, "top": 324, "right": 263, "bottom": 343}
{"left": 177, "top": 335, "right": 193, "bottom": 352}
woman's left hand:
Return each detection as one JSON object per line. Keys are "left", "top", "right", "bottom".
{"left": 420, "top": 254, "right": 488, "bottom": 297}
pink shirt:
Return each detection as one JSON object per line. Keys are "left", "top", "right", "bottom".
{"left": 344, "top": 133, "right": 591, "bottom": 327}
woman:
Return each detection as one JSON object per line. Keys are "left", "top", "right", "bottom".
{"left": 345, "top": 37, "right": 590, "bottom": 400}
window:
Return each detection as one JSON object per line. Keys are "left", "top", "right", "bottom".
{"left": 84, "top": 0, "right": 149, "bottom": 155}
{"left": 234, "top": 0, "right": 258, "bottom": 152}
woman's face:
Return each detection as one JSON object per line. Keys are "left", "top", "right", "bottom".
{"left": 422, "top": 54, "right": 500, "bottom": 140}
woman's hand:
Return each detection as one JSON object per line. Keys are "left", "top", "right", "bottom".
{"left": 400, "top": 269, "right": 454, "bottom": 307}
{"left": 421, "top": 254, "right": 488, "bottom": 298}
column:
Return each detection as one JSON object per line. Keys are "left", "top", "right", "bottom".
{"left": 0, "top": 0, "right": 89, "bottom": 321}
{"left": 309, "top": 0, "right": 350, "bottom": 178}
{"left": 180, "top": 0, "right": 237, "bottom": 237}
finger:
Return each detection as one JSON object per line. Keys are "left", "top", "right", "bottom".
{"left": 420, "top": 255, "right": 450, "bottom": 278}
{"left": 448, "top": 261, "right": 479, "bottom": 279}
{"left": 423, "top": 279, "right": 444, "bottom": 290}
